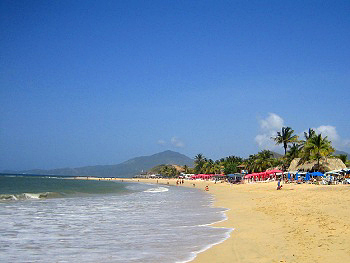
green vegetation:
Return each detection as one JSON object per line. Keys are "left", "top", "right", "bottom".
{"left": 301, "top": 133, "right": 334, "bottom": 168}
{"left": 270, "top": 127, "right": 336, "bottom": 171}
{"left": 337, "top": 154, "right": 347, "bottom": 164}
{"left": 245, "top": 150, "right": 283, "bottom": 173}
{"left": 148, "top": 164, "right": 180, "bottom": 178}
{"left": 193, "top": 154, "right": 243, "bottom": 175}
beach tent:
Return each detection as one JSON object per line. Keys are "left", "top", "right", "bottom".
{"left": 287, "top": 173, "right": 291, "bottom": 180}
{"left": 295, "top": 173, "right": 299, "bottom": 180}
{"left": 312, "top": 171, "right": 324, "bottom": 177}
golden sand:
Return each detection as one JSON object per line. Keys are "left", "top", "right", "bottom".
{"left": 85, "top": 177, "right": 350, "bottom": 263}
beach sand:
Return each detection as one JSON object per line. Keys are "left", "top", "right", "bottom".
{"left": 117, "top": 178, "right": 350, "bottom": 263}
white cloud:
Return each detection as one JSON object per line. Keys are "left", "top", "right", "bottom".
{"left": 255, "top": 113, "right": 284, "bottom": 151}
{"left": 312, "top": 125, "right": 350, "bottom": 150}
{"left": 157, "top": 137, "right": 185, "bottom": 148}
{"left": 260, "top": 113, "right": 284, "bottom": 131}
{"left": 157, "top": 139, "right": 166, "bottom": 146}
{"left": 314, "top": 125, "right": 340, "bottom": 142}
{"left": 171, "top": 137, "right": 185, "bottom": 148}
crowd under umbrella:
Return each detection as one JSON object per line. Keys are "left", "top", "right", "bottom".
{"left": 243, "top": 170, "right": 282, "bottom": 181}
{"left": 312, "top": 171, "right": 324, "bottom": 177}
{"left": 305, "top": 173, "right": 311, "bottom": 181}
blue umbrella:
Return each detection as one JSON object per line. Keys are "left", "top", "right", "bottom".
{"left": 312, "top": 171, "right": 324, "bottom": 177}
{"left": 305, "top": 173, "right": 310, "bottom": 181}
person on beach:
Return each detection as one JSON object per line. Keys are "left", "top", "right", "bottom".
{"left": 277, "top": 179, "right": 282, "bottom": 190}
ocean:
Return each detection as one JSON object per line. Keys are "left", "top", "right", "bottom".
{"left": 0, "top": 175, "right": 232, "bottom": 263}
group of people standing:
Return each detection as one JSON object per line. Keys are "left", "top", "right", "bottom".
{"left": 176, "top": 179, "right": 185, "bottom": 185}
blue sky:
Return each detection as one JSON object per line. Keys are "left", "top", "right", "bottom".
{"left": 1, "top": 0, "right": 349, "bottom": 170}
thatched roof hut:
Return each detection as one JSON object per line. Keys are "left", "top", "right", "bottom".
{"left": 288, "top": 158, "right": 346, "bottom": 172}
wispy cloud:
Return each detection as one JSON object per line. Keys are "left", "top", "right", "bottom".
{"left": 312, "top": 125, "right": 349, "bottom": 150}
{"left": 157, "top": 137, "right": 185, "bottom": 148}
{"left": 313, "top": 125, "right": 339, "bottom": 141}
{"left": 255, "top": 113, "right": 284, "bottom": 151}
{"left": 157, "top": 139, "right": 166, "bottom": 146}
{"left": 171, "top": 137, "right": 185, "bottom": 148}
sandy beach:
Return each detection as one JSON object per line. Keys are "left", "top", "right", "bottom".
{"left": 111, "top": 178, "right": 350, "bottom": 263}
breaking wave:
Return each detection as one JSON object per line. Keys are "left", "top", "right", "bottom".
{"left": 0, "top": 192, "right": 62, "bottom": 201}
{"left": 144, "top": 187, "right": 169, "bottom": 193}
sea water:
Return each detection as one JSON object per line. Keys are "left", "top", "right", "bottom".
{"left": 0, "top": 176, "right": 232, "bottom": 263}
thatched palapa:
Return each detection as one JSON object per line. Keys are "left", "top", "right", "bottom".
{"left": 288, "top": 158, "right": 346, "bottom": 172}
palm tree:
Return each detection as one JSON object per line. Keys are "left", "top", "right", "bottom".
{"left": 245, "top": 154, "right": 258, "bottom": 173}
{"left": 298, "top": 128, "right": 315, "bottom": 164}
{"left": 183, "top": 165, "right": 189, "bottom": 174}
{"left": 272, "top": 127, "right": 299, "bottom": 155}
{"left": 287, "top": 143, "right": 301, "bottom": 159}
{"left": 303, "top": 134, "right": 334, "bottom": 169}
{"left": 245, "top": 151, "right": 274, "bottom": 173}
{"left": 254, "top": 150, "right": 274, "bottom": 172}
{"left": 194, "top": 153, "right": 205, "bottom": 173}
{"left": 304, "top": 128, "right": 316, "bottom": 141}
{"left": 284, "top": 143, "right": 301, "bottom": 168}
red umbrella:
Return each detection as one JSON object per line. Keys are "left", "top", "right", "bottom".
{"left": 266, "top": 169, "right": 282, "bottom": 175}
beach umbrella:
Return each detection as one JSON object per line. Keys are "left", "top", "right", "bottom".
{"left": 267, "top": 169, "right": 283, "bottom": 174}
{"left": 305, "top": 173, "right": 310, "bottom": 181}
{"left": 312, "top": 172, "right": 324, "bottom": 177}
{"left": 260, "top": 172, "right": 267, "bottom": 179}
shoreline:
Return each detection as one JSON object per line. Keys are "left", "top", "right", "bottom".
{"left": 81, "top": 177, "right": 350, "bottom": 263}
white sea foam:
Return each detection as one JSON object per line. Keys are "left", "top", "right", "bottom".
{"left": 0, "top": 181, "right": 232, "bottom": 263}
{"left": 23, "top": 193, "right": 41, "bottom": 199}
{"left": 179, "top": 227, "right": 234, "bottom": 263}
{"left": 144, "top": 187, "right": 169, "bottom": 193}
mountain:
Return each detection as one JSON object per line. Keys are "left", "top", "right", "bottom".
{"left": 270, "top": 151, "right": 283, "bottom": 158}
{"left": 334, "top": 150, "right": 349, "bottom": 158}
{"left": 3, "top": 150, "right": 194, "bottom": 178}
